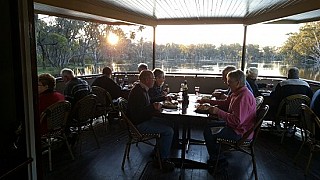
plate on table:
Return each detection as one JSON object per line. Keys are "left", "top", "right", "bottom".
{"left": 162, "top": 101, "right": 178, "bottom": 109}
{"left": 167, "top": 93, "right": 178, "bottom": 100}
{"left": 195, "top": 104, "right": 211, "bottom": 114}
{"left": 200, "top": 95, "right": 212, "bottom": 100}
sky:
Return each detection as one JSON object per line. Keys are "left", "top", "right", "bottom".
{"left": 153, "top": 24, "right": 302, "bottom": 47}
{"left": 39, "top": 14, "right": 302, "bottom": 48}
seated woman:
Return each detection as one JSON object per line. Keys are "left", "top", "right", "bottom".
{"left": 246, "top": 67, "right": 262, "bottom": 97}
{"left": 211, "top": 65, "right": 254, "bottom": 100}
{"left": 200, "top": 70, "right": 256, "bottom": 165}
{"left": 38, "top": 73, "right": 65, "bottom": 135}
{"left": 148, "top": 68, "right": 170, "bottom": 103}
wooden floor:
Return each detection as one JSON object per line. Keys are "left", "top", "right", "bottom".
{"left": 42, "top": 118, "right": 320, "bottom": 180}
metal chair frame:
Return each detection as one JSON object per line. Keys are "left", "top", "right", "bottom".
{"left": 276, "top": 94, "right": 310, "bottom": 143}
{"left": 214, "top": 105, "right": 269, "bottom": 180}
{"left": 294, "top": 104, "right": 320, "bottom": 175}
{"left": 255, "top": 96, "right": 264, "bottom": 110}
{"left": 40, "top": 100, "right": 75, "bottom": 171}
{"left": 91, "top": 86, "right": 114, "bottom": 132}
{"left": 120, "top": 110, "right": 162, "bottom": 170}
{"left": 69, "top": 94, "right": 100, "bottom": 155}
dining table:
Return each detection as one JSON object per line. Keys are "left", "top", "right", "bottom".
{"left": 156, "top": 93, "right": 218, "bottom": 169}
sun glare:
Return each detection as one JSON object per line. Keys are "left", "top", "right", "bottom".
{"left": 108, "top": 32, "right": 119, "bottom": 45}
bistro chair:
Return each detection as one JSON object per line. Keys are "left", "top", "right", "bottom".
{"left": 91, "top": 86, "right": 113, "bottom": 132}
{"left": 214, "top": 104, "right": 269, "bottom": 180}
{"left": 117, "top": 97, "right": 128, "bottom": 126}
{"left": 255, "top": 96, "right": 264, "bottom": 110}
{"left": 294, "top": 104, "right": 320, "bottom": 175}
{"left": 120, "top": 110, "right": 162, "bottom": 170}
{"left": 104, "top": 89, "right": 124, "bottom": 128}
{"left": 69, "top": 94, "right": 100, "bottom": 155}
{"left": 40, "top": 101, "right": 75, "bottom": 171}
{"left": 276, "top": 94, "right": 311, "bottom": 143}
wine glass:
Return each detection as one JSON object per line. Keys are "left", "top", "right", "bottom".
{"left": 194, "top": 86, "right": 200, "bottom": 96}
{"left": 118, "top": 78, "right": 124, "bottom": 87}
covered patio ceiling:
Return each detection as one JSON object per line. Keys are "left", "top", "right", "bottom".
{"left": 34, "top": 0, "right": 320, "bottom": 26}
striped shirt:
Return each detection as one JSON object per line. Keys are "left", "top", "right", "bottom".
{"left": 64, "top": 77, "right": 91, "bottom": 106}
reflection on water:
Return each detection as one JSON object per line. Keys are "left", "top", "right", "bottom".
{"left": 79, "top": 62, "right": 320, "bottom": 81}
{"left": 163, "top": 61, "right": 283, "bottom": 77}
{"left": 297, "top": 67, "right": 320, "bottom": 81}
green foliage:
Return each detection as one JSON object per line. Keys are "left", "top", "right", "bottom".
{"left": 281, "top": 22, "right": 320, "bottom": 66}
{"left": 37, "top": 15, "right": 318, "bottom": 77}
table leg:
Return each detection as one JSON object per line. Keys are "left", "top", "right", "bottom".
{"left": 170, "top": 117, "right": 208, "bottom": 169}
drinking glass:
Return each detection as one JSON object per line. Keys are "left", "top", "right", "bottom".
{"left": 195, "top": 86, "right": 200, "bottom": 96}
{"left": 180, "top": 83, "right": 185, "bottom": 92}
{"left": 118, "top": 78, "right": 124, "bottom": 87}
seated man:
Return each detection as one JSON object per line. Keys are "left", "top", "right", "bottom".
{"left": 138, "top": 62, "right": 148, "bottom": 72}
{"left": 60, "top": 68, "right": 92, "bottom": 140}
{"left": 202, "top": 70, "right": 256, "bottom": 166}
{"left": 212, "top": 65, "right": 253, "bottom": 100}
{"left": 92, "top": 66, "right": 124, "bottom": 123}
{"left": 148, "top": 68, "right": 170, "bottom": 103}
{"left": 127, "top": 70, "right": 174, "bottom": 170}
{"left": 60, "top": 68, "right": 91, "bottom": 107}
{"left": 92, "top": 66, "right": 122, "bottom": 100}
{"left": 270, "top": 67, "right": 313, "bottom": 128}
{"left": 133, "top": 63, "right": 149, "bottom": 86}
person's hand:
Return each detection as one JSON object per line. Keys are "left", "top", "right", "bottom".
{"left": 212, "top": 91, "right": 222, "bottom": 97}
{"left": 212, "top": 92, "right": 227, "bottom": 100}
{"left": 163, "top": 91, "right": 168, "bottom": 96}
{"left": 218, "top": 93, "right": 228, "bottom": 100}
{"left": 153, "top": 102, "right": 162, "bottom": 111}
{"left": 208, "top": 106, "right": 219, "bottom": 115}
{"left": 165, "top": 96, "right": 172, "bottom": 101}
{"left": 197, "top": 99, "right": 209, "bottom": 104}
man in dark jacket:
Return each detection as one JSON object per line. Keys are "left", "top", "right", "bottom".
{"left": 270, "top": 67, "right": 313, "bottom": 129}
{"left": 127, "top": 70, "right": 174, "bottom": 171}
{"left": 92, "top": 66, "right": 122, "bottom": 100}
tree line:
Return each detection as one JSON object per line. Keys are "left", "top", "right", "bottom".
{"left": 35, "top": 15, "right": 320, "bottom": 80}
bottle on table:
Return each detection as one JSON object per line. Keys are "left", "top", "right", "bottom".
{"left": 123, "top": 72, "right": 128, "bottom": 86}
{"left": 182, "top": 80, "right": 188, "bottom": 97}
{"left": 163, "top": 84, "right": 170, "bottom": 94}
{"left": 113, "top": 73, "right": 118, "bottom": 84}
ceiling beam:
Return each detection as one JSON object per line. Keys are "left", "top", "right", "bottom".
{"left": 34, "top": 9, "right": 134, "bottom": 25}
{"left": 34, "top": 0, "right": 157, "bottom": 26}
{"left": 244, "top": 0, "right": 320, "bottom": 25}
{"left": 34, "top": 0, "right": 320, "bottom": 26}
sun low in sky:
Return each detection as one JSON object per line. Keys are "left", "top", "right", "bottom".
{"left": 108, "top": 32, "right": 119, "bottom": 45}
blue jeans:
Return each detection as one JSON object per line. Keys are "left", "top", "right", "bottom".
{"left": 136, "top": 117, "right": 174, "bottom": 159}
{"left": 203, "top": 122, "right": 241, "bottom": 160}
